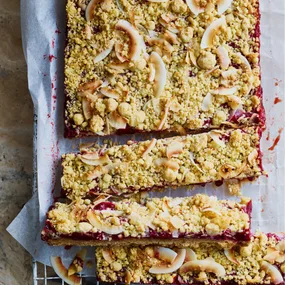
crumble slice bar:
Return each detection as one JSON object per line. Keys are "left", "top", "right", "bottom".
{"left": 65, "top": 0, "right": 263, "bottom": 137}
{"left": 61, "top": 127, "right": 263, "bottom": 200}
{"left": 96, "top": 233, "right": 285, "bottom": 284}
{"left": 41, "top": 194, "right": 252, "bottom": 246}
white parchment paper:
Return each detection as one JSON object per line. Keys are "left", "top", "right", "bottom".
{"left": 7, "top": 0, "right": 285, "bottom": 267}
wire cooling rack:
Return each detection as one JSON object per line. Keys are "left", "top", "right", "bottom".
{"left": 33, "top": 261, "right": 98, "bottom": 285}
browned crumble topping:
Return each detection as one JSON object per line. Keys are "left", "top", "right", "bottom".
{"left": 65, "top": 0, "right": 262, "bottom": 136}
{"left": 61, "top": 127, "right": 262, "bottom": 200}
{"left": 43, "top": 194, "right": 251, "bottom": 240}
{"left": 96, "top": 233, "right": 285, "bottom": 284}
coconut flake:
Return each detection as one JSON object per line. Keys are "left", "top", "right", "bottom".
{"left": 142, "top": 138, "right": 157, "bottom": 158}
{"left": 79, "top": 80, "right": 103, "bottom": 93}
{"left": 108, "top": 111, "right": 127, "bottom": 129}
{"left": 201, "top": 93, "right": 213, "bottom": 111}
{"left": 80, "top": 154, "right": 111, "bottom": 166}
{"left": 94, "top": 42, "right": 114, "bottom": 63}
{"left": 201, "top": 16, "right": 227, "bottom": 49}
{"left": 180, "top": 259, "right": 226, "bottom": 277}
{"left": 87, "top": 210, "right": 124, "bottom": 235}
{"left": 202, "top": 207, "right": 222, "bottom": 216}
{"left": 82, "top": 99, "right": 93, "bottom": 120}
{"left": 217, "top": 0, "right": 233, "bottom": 15}
{"left": 149, "top": 52, "right": 167, "bottom": 98}
{"left": 86, "top": 0, "right": 101, "bottom": 21}
{"left": 261, "top": 261, "right": 284, "bottom": 285}
{"left": 156, "top": 247, "right": 178, "bottom": 263}
{"left": 212, "top": 86, "right": 238, "bottom": 95}
{"left": 116, "top": 20, "right": 144, "bottom": 61}
{"left": 170, "top": 215, "right": 185, "bottom": 229}
{"left": 50, "top": 256, "right": 81, "bottom": 285}
{"left": 224, "top": 249, "right": 240, "bottom": 265}
{"left": 221, "top": 68, "right": 238, "bottom": 79}
{"left": 149, "top": 249, "right": 186, "bottom": 274}
{"left": 247, "top": 149, "right": 258, "bottom": 165}
{"left": 276, "top": 240, "right": 285, "bottom": 252}
{"left": 166, "top": 141, "right": 184, "bottom": 159}
{"left": 264, "top": 251, "right": 285, "bottom": 264}
{"left": 100, "top": 87, "right": 121, "bottom": 100}
{"left": 115, "top": 42, "right": 128, "bottom": 62}
{"left": 102, "top": 249, "right": 114, "bottom": 263}
{"left": 185, "top": 249, "right": 197, "bottom": 262}
{"left": 154, "top": 158, "right": 179, "bottom": 170}
{"left": 186, "top": 0, "right": 205, "bottom": 16}
{"left": 81, "top": 152, "right": 99, "bottom": 160}
{"left": 149, "top": 63, "right": 156, "bottom": 82}
{"left": 217, "top": 46, "right": 231, "bottom": 69}
{"left": 209, "top": 131, "right": 226, "bottom": 148}
{"left": 189, "top": 51, "right": 197, "bottom": 66}
{"left": 189, "top": 152, "right": 205, "bottom": 173}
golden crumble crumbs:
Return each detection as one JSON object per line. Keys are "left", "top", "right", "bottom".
{"left": 64, "top": 0, "right": 262, "bottom": 136}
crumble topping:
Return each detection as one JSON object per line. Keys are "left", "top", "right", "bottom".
{"left": 64, "top": 0, "right": 262, "bottom": 136}
{"left": 42, "top": 194, "right": 251, "bottom": 240}
{"left": 96, "top": 233, "right": 285, "bottom": 284}
{"left": 61, "top": 127, "right": 262, "bottom": 199}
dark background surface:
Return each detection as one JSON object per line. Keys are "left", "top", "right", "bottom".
{"left": 0, "top": 0, "right": 33, "bottom": 283}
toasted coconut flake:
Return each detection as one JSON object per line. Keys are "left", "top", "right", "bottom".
{"left": 261, "top": 261, "right": 284, "bottom": 284}
{"left": 85, "top": 25, "right": 92, "bottom": 39}
{"left": 87, "top": 210, "right": 124, "bottom": 235}
{"left": 156, "top": 247, "right": 178, "bottom": 263}
{"left": 157, "top": 100, "right": 170, "bottom": 130}
{"left": 86, "top": 0, "right": 101, "bottom": 21}
{"left": 79, "top": 80, "right": 103, "bottom": 93}
{"left": 217, "top": 46, "right": 230, "bottom": 69}
{"left": 186, "top": 0, "right": 205, "bottom": 16}
{"left": 81, "top": 152, "right": 99, "bottom": 160}
{"left": 212, "top": 86, "right": 238, "bottom": 95}
{"left": 94, "top": 42, "right": 114, "bottom": 64}
{"left": 185, "top": 249, "right": 197, "bottom": 262}
{"left": 202, "top": 207, "right": 222, "bottom": 216}
{"left": 166, "top": 141, "right": 184, "bottom": 159}
{"left": 109, "top": 111, "right": 127, "bottom": 129}
{"left": 205, "top": 66, "right": 219, "bottom": 76}
{"left": 164, "top": 30, "right": 179, "bottom": 44}
{"left": 149, "top": 52, "right": 167, "bottom": 98}
{"left": 170, "top": 215, "right": 185, "bottom": 229}
{"left": 222, "top": 68, "right": 238, "bottom": 79}
{"left": 115, "top": 42, "right": 128, "bottom": 62}
{"left": 209, "top": 131, "right": 226, "bottom": 148}
{"left": 149, "top": 249, "right": 186, "bottom": 274}
{"left": 189, "top": 51, "right": 197, "bottom": 66}
{"left": 82, "top": 99, "right": 93, "bottom": 120}
{"left": 100, "top": 87, "right": 121, "bottom": 100}
{"left": 189, "top": 152, "right": 205, "bottom": 173}
{"left": 217, "top": 0, "right": 232, "bottom": 15}
{"left": 236, "top": 53, "right": 252, "bottom": 71}
{"left": 142, "top": 138, "right": 157, "bottom": 158}
{"left": 102, "top": 249, "right": 114, "bottom": 263}
{"left": 264, "top": 251, "right": 284, "bottom": 264}
{"left": 224, "top": 249, "right": 240, "bottom": 265}
{"left": 247, "top": 149, "right": 258, "bottom": 165}
{"left": 68, "top": 249, "right": 87, "bottom": 276}
{"left": 201, "top": 93, "right": 213, "bottom": 111}
{"left": 154, "top": 158, "right": 179, "bottom": 170}
{"left": 180, "top": 259, "right": 226, "bottom": 277}
{"left": 50, "top": 256, "right": 81, "bottom": 285}
{"left": 201, "top": 16, "right": 226, "bottom": 49}
{"left": 116, "top": 20, "right": 144, "bottom": 61}
{"left": 80, "top": 154, "right": 111, "bottom": 166}
{"left": 276, "top": 240, "right": 285, "bottom": 252}
{"left": 149, "top": 63, "right": 156, "bottom": 82}
{"left": 87, "top": 166, "right": 108, "bottom": 180}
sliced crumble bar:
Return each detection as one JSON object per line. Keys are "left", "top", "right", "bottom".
{"left": 41, "top": 194, "right": 252, "bottom": 246}
{"left": 61, "top": 127, "right": 263, "bottom": 200}
{"left": 96, "top": 232, "right": 285, "bottom": 284}
{"left": 64, "top": 0, "right": 264, "bottom": 137}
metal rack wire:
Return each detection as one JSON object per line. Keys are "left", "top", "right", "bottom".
{"left": 33, "top": 261, "right": 98, "bottom": 285}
